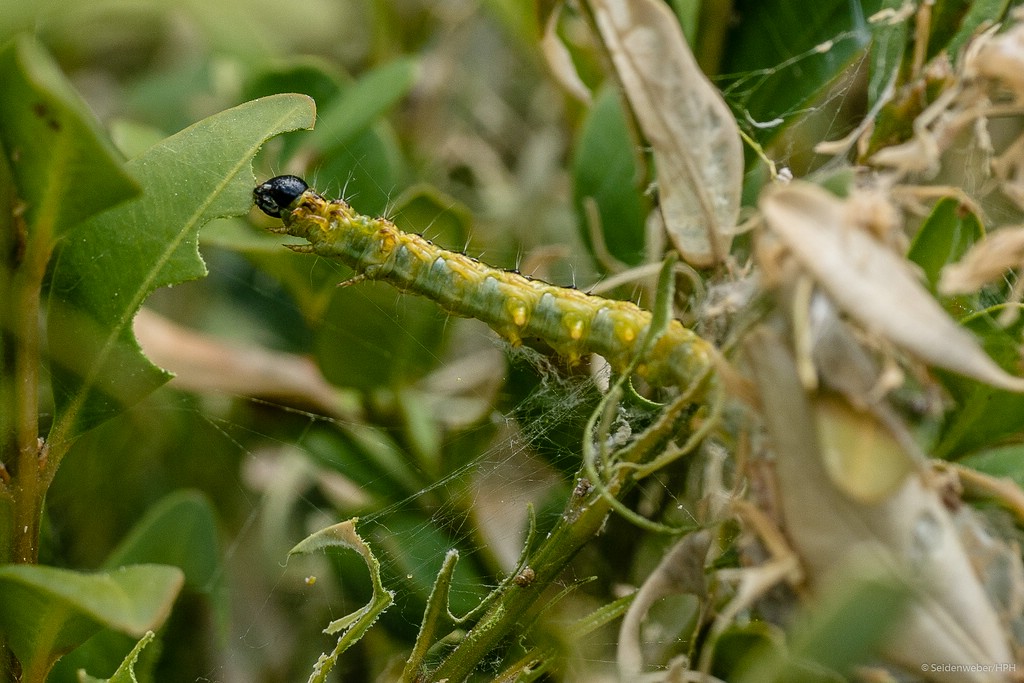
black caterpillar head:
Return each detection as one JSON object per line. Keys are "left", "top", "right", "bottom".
{"left": 254, "top": 175, "right": 309, "bottom": 218}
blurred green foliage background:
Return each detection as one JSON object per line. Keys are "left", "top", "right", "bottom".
{"left": 2, "top": 2, "right": 610, "bottom": 680}
{"left": 4, "top": 0, "right": 1006, "bottom": 680}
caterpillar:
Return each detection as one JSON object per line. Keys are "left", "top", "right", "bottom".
{"left": 253, "top": 175, "right": 713, "bottom": 391}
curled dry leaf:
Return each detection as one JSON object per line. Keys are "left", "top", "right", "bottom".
{"left": 866, "top": 84, "right": 961, "bottom": 176}
{"left": 760, "top": 182, "right": 1024, "bottom": 392}
{"left": 991, "top": 135, "right": 1024, "bottom": 212}
{"left": 939, "top": 226, "right": 1024, "bottom": 294}
{"left": 617, "top": 530, "right": 711, "bottom": 677}
{"left": 589, "top": 0, "right": 742, "bottom": 267}
{"left": 746, "top": 328, "right": 1013, "bottom": 681}
{"left": 868, "top": 19, "right": 1024, "bottom": 180}
{"left": 867, "top": 23, "right": 1011, "bottom": 177}
{"left": 541, "top": 5, "right": 592, "bottom": 104}
{"left": 966, "top": 19, "right": 1024, "bottom": 102}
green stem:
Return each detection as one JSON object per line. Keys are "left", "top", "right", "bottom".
{"left": 429, "top": 467, "right": 629, "bottom": 682}
{"left": 0, "top": 205, "right": 50, "bottom": 681}
{"left": 11, "top": 276, "right": 42, "bottom": 565}
{"left": 7, "top": 215, "right": 52, "bottom": 565}
{"left": 401, "top": 550, "right": 460, "bottom": 682}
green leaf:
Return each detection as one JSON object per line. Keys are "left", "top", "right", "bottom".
{"left": 711, "top": 621, "right": 787, "bottom": 682}
{"left": 46, "top": 94, "right": 316, "bottom": 441}
{"left": 242, "top": 58, "right": 345, "bottom": 163}
{"left": 315, "top": 126, "right": 404, "bottom": 221}
{"left": 934, "top": 0, "right": 1011, "bottom": 59}
{"left": 667, "top": 0, "right": 701, "bottom": 44}
{"left": 572, "top": 86, "right": 648, "bottom": 267}
{"left": 0, "top": 564, "right": 183, "bottom": 682}
{"left": 201, "top": 216, "right": 310, "bottom": 253}
{"left": 395, "top": 386, "right": 444, "bottom": 479}
{"left": 243, "top": 57, "right": 344, "bottom": 111}
{"left": 314, "top": 281, "right": 445, "bottom": 391}
{"left": 787, "top": 577, "right": 909, "bottom": 676}
{"left": 76, "top": 631, "right": 155, "bottom": 683}
{"left": 306, "top": 57, "right": 419, "bottom": 154}
{"left": 934, "top": 310, "right": 1024, "bottom": 457}
{"left": 101, "top": 490, "right": 219, "bottom": 591}
{"left": 719, "top": 0, "right": 880, "bottom": 141}
{"left": 0, "top": 36, "right": 140, "bottom": 479}
{"left": 732, "top": 576, "right": 908, "bottom": 683}
{"left": 0, "top": 36, "right": 139, "bottom": 242}
{"left": 51, "top": 492, "right": 218, "bottom": 682}
{"left": 866, "top": 0, "right": 909, "bottom": 109}
{"left": 391, "top": 185, "right": 471, "bottom": 255}
{"left": 370, "top": 514, "right": 487, "bottom": 619}
{"left": 907, "top": 197, "right": 983, "bottom": 289}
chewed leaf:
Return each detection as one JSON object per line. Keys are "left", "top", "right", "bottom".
{"left": 760, "top": 182, "right": 1024, "bottom": 392}
{"left": 305, "top": 57, "right": 418, "bottom": 153}
{"left": 289, "top": 519, "right": 373, "bottom": 562}
{"left": 289, "top": 520, "right": 394, "bottom": 683}
{"left": 47, "top": 94, "right": 316, "bottom": 442}
{"left": 590, "top": 0, "right": 742, "bottom": 266}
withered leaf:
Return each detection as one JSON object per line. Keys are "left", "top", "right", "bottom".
{"left": 590, "top": 0, "right": 742, "bottom": 266}
{"left": 760, "top": 182, "right": 1024, "bottom": 392}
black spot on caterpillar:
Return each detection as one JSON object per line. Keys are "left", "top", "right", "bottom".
{"left": 254, "top": 176, "right": 712, "bottom": 390}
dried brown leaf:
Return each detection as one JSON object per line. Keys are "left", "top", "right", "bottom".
{"left": 617, "top": 530, "right": 712, "bottom": 676}
{"left": 746, "top": 328, "right": 1014, "bottom": 681}
{"left": 968, "top": 21, "right": 1024, "bottom": 102}
{"left": 760, "top": 182, "right": 1024, "bottom": 392}
{"left": 133, "top": 308, "right": 360, "bottom": 418}
{"left": 991, "top": 135, "right": 1024, "bottom": 212}
{"left": 541, "top": 6, "right": 592, "bottom": 104}
{"left": 940, "top": 226, "right": 1024, "bottom": 294}
{"left": 590, "top": 0, "right": 741, "bottom": 266}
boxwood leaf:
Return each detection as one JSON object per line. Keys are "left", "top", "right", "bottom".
{"left": 47, "top": 94, "right": 316, "bottom": 442}
{"left": 0, "top": 36, "right": 139, "bottom": 243}
{"left": 101, "top": 490, "right": 218, "bottom": 591}
{"left": 0, "top": 564, "right": 183, "bottom": 681}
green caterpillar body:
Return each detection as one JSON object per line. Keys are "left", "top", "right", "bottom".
{"left": 254, "top": 176, "right": 712, "bottom": 390}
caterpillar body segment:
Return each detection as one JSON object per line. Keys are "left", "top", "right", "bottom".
{"left": 254, "top": 176, "right": 713, "bottom": 391}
